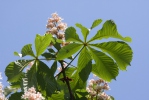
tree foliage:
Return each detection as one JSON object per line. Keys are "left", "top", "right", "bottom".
{"left": 3, "top": 15, "right": 133, "bottom": 100}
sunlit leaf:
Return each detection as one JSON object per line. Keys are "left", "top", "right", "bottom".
{"left": 74, "top": 89, "right": 88, "bottom": 100}
{"left": 90, "top": 19, "right": 102, "bottom": 29}
{"left": 76, "top": 23, "right": 89, "bottom": 42}
{"left": 21, "top": 44, "right": 35, "bottom": 57}
{"left": 91, "top": 41, "right": 133, "bottom": 70}
{"left": 35, "top": 34, "right": 52, "bottom": 57}
{"left": 14, "top": 52, "right": 22, "bottom": 57}
{"left": 65, "top": 27, "right": 83, "bottom": 43}
{"left": 89, "top": 47, "right": 118, "bottom": 82}
{"left": 49, "top": 91, "right": 65, "bottom": 100}
{"left": 5, "top": 60, "right": 32, "bottom": 82}
{"left": 88, "top": 20, "right": 132, "bottom": 43}
{"left": 71, "top": 47, "right": 92, "bottom": 90}
{"left": 56, "top": 43, "right": 82, "bottom": 60}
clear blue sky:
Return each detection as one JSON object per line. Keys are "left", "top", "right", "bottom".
{"left": 0, "top": 1, "right": 149, "bottom": 99}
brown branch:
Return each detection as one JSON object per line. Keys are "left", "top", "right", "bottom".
{"left": 59, "top": 60, "right": 74, "bottom": 100}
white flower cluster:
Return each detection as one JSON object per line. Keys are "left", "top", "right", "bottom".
{"left": 46, "top": 12, "right": 69, "bottom": 47}
{"left": 21, "top": 87, "right": 45, "bottom": 100}
{"left": 86, "top": 78, "right": 112, "bottom": 100}
{"left": 0, "top": 73, "right": 8, "bottom": 100}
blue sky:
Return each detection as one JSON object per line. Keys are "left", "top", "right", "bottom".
{"left": 0, "top": 1, "right": 149, "bottom": 99}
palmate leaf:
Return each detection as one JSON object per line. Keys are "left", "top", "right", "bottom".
{"left": 88, "top": 20, "right": 132, "bottom": 43}
{"left": 88, "top": 47, "right": 118, "bottom": 82}
{"left": 70, "top": 47, "right": 92, "bottom": 90}
{"left": 91, "top": 41, "right": 133, "bottom": 70}
{"left": 5, "top": 60, "right": 32, "bottom": 82}
{"left": 76, "top": 23, "right": 89, "bottom": 42}
{"left": 35, "top": 34, "right": 52, "bottom": 57}
{"left": 56, "top": 43, "right": 82, "bottom": 60}
{"left": 65, "top": 27, "right": 83, "bottom": 43}
{"left": 90, "top": 19, "right": 102, "bottom": 29}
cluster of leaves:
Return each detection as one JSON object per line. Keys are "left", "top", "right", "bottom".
{"left": 4, "top": 19, "right": 133, "bottom": 100}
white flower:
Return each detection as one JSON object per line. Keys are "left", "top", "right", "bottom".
{"left": 21, "top": 87, "right": 45, "bottom": 100}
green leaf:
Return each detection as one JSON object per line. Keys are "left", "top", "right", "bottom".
{"left": 37, "top": 61, "right": 58, "bottom": 96}
{"left": 58, "top": 67, "right": 77, "bottom": 81}
{"left": 90, "top": 19, "right": 102, "bottom": 29}
{"left": 65, "top": 27, "right": 83, "bottom": 43}
{"left": 76, "top": 23, "right": 89, "bottom": 42}
{"left": 109, "top": 95, "right": 115, "bottom": 100}
{"left": 27, "top": 62, "right": 38, "bottom": 88}
{"left": 57, "top": 67, "right": 77, "bottom": 97}
{"left": 88, "top": 47, "right": 118, "bottom": 82}
{"left": 88, "top": 20, "right": 132, "bottom": 43}
{"left": 56, "top": 43, "right": 82, "bottom": 60}
{"left": 53, "top": 42, "right": 61, "bottom": 51}
{"left": 74, "top": 89, "right": 88, "bottom": 100}
{"left": 49, "top": 91, "right": 65, "bottom": 100}
{"left": 41, "top": 52, "right": 56, "bottom": 60}
{"left": 71, "top": 47, "right": 92, "bottom": 90}
{"left": 14, "top": 52, "right": 22, "bottom": 57}
{"left": 35, "top": 34, "right": 52, "bottom": 57}
{"left": 51, "top": 61, "right": 57, "bottom": 76}
{"left": 48, "top": 48, "right": 55, "bottom": 53}
{"left": 9, "top": 92, "right": 24, "bottom": 100}
{"left": 21, "top": 44, "right": 35, "bottom": 57}
{"left": 91, "top": 41, "right": 133, "bottom": 70}
{"left": 56, "top": 39, "right": 63, "bottom": 43}
{"left": 5, "top": 60, "right": 32, "bottom": 82}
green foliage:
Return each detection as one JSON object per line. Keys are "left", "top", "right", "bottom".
{"left": 89, "top": 47, "right": 118, "bottom": 81}
{"left": 5, "top": 60, "right": 32, "bottom": 82}
{"left": 88, "top": 20, "right": 132, "bottom": 43}
{"left": 70, "top": 47, "right": 92, "bottom": 90}
{"left": 65, "top": 27, "right": 83, "bottom": 43}
{"left": 91, "top": 41, "right": 133, "bottom": 70}
{"left": 74, "top": 89, "right": 88, "bottom": 100}
{"left": 56, "top": 43, "right": 82, "bottom": 60}
{"left": 8, "top": 92, "right": 23, "bottom": 100}
{"left": 76, "top": 23, "right": 89, "bottom": 42}
{"left": 35, "top": 34, "right": 52, "bottom": 57}
{"left": 21, "top": 44, "right": 35, "bottom": 57}
{"left": 90, "top": 19, "right": 102, "bottom": 29}
{"left": 4, "top": 18, "right": 133, "bottom": 100}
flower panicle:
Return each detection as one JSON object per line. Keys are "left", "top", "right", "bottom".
{"left": 86, "top": 78, "right": 112, "bottom": 100}
{"left": 21, "top": 87, "right": 45, "bottom": 100}
{"left": 0, "top": 73, "right": 8, "bottom": 100}
{"left": 46, "top": 12, "right": 69, "bottom": 47}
